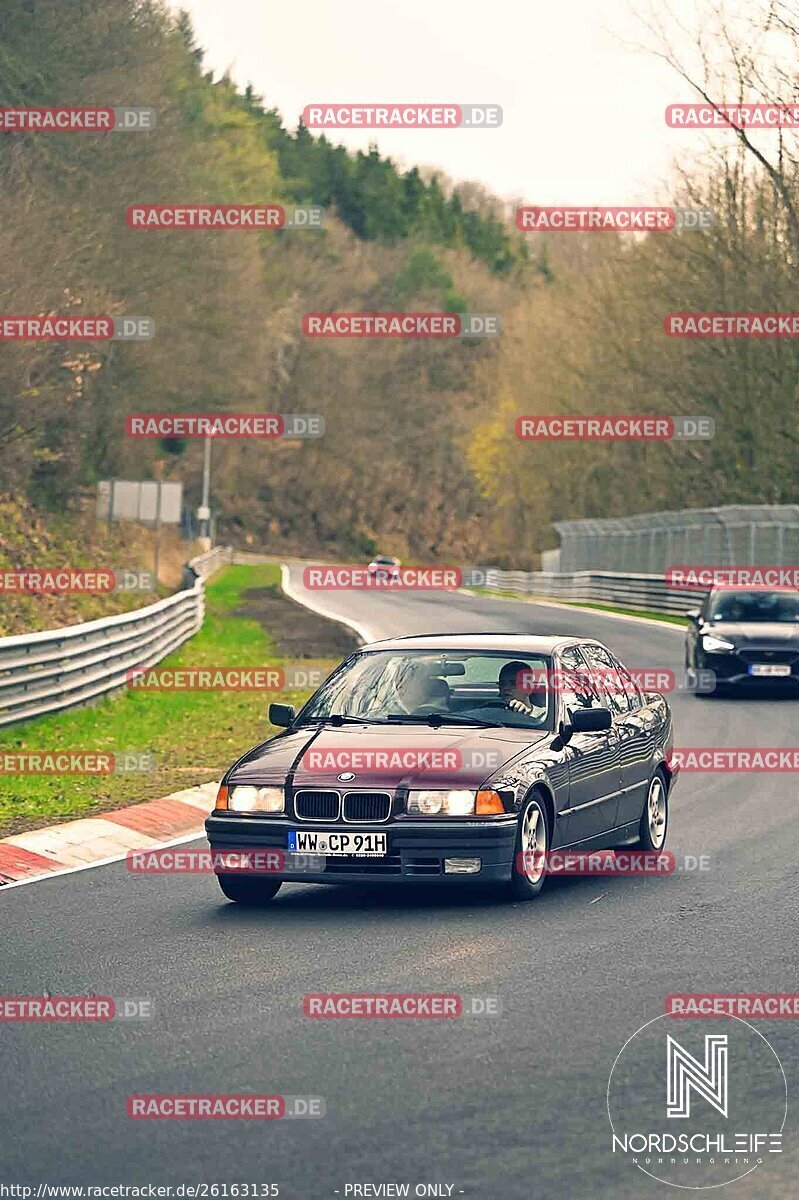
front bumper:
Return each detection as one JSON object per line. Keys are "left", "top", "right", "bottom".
{"left": 701, "top": 649, "right": 799, "bottom": 688}
{"left": 205, "top": 813, "right": 518, "bottom": 885}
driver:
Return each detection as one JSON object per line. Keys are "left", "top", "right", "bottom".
{"left": 499, "top": 661, "right": 547, "bottom": 719}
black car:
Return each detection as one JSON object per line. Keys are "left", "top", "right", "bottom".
{"left": 205, "top": 633, "right": 677, "bottom": 904}
{"left": 685, "top": 588, "right": 799, "bottom": 693}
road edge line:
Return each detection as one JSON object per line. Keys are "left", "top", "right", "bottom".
{"left": 280, "top": 563, "right": 377, "bottom": 643}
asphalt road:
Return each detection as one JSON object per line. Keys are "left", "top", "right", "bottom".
{"left": 2, "top": 572, "right": 797, "bottom": 1198}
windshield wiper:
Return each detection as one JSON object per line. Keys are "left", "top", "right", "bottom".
{"left": 297, "top": 715, "right": 389, "bottom": 726}
{"left": 386, "top": 713, "right": 501, "bottom": 728}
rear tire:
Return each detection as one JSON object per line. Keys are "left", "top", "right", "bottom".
{"left": 508, "top": 796, "right": 549, "bottom": 900}
{"left": 216, "top": 874, "right": 282, "bottom": 905}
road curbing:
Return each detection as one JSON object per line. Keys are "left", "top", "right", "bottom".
{"left": 0, "top": 780, "right": 217, "bottom": 887}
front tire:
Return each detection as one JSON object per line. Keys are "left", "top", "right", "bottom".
{"left": 216, "top": 874, "right": 282, "bottom": 905}
{"left": 636, "top": 770, "right": 668, "bottom": 851}
{"left": 688, "top": 661, "right": 713, "bottom": 698}
{"left": 509, "top": 796, "right": 549, "bottom": 900}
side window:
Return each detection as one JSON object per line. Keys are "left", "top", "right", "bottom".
{"left": 610, "top": 653, "right": 643, "bottom": 711}
{"left": 583, "top": 644, "right": 630, "bottom": 714}
{"left": 557, "top": 646, "right": 602, "bottom": 715}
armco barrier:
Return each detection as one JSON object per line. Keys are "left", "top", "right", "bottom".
{"left": 482, "top": 569, "right": 706, "bottom": 615}
{"left": 0, "top": 547, "right": 232, "bottom": 729}
{"left": 190, "top": 545, "right": 233, "bottom": 580}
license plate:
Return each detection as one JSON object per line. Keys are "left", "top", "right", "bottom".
{"left": 748, "top": 663, "right": 791, "bottom": 677}
{"left": 288, "top": 830, "right": 387, "bottom": 856}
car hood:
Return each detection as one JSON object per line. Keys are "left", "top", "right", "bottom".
{"left": 229, "top": 722, "right": 550, "bottom": 790}
{"left": 703, "top": 621, "right": 799, "bottom": 644}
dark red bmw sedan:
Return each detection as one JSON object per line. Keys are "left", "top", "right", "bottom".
{"left": 205, "top": 633, "right": 676, "bottom": 904}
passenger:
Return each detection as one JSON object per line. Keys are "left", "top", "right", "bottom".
{"left": 397, "top": 663, "right": 451, "bottom": 713}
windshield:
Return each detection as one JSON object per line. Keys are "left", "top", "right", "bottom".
{"left": 373, "top": 556, "right": 398, "bottom": 565}
{"left": 708, "top": 590, "right": 799, "bottom": 623}
{"left": 297, "top": 649, "right": 554, "bottom": 729}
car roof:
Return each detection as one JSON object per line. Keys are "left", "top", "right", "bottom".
{"left": 360, "top": 632, "right": 585, "bottom": 654}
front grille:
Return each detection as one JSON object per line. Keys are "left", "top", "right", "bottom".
{"left": 294, "top": 790, "right": 340, "bottom": 821}
{"left": 323, "top": 852, "right": 402, "bottom": 875}
{"left": 739, "top": 649, "right": 799, "bottom": 665}
{"left": 343, "top": 791, "right": 391, "bottom": 822}
{"left": 405, "top": 856, "right": 442, "bottom": 876}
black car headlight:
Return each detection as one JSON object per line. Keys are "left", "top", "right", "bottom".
{"left": 702, "top": 634, "right": 735, "bottom": 653}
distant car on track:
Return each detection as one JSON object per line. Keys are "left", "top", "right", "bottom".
{"left": 685, "top": 588, "right": 799, "bottom": 694}
{"left": 206, "top": 633, "right": 677, "bottom": 905}
{"left": 367, "top": 554, "right": 401, "bottom": 581}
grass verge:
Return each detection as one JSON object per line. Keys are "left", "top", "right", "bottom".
{"left": 470, "top": 588, "right": 687, "bottom": 626}
{"left": 0, "top": 563, "right": 328, "bottom": 836}
{"left": 550, "top": 600, "right": 688, "bottom": 625}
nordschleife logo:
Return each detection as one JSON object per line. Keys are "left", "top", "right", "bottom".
{"left": 607, "top": 1014, "right": 786, "bottom": 1189}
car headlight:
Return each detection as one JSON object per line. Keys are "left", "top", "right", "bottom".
{"left": 702, "top": 634, "right": 736, "bottom": 653}
{"left": 228, "top": 785, "right": 285, "bottom": 813}
{"left": 407, "top": 789, "right": 476, "bottom": 816}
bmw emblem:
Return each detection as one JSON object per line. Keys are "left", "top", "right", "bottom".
{"left": 338, "top": 771, "right": 356, "bottom": 782}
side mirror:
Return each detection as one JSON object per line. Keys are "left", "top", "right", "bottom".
{"left": 684, "top": 609, "right": 701, "bottom": 624}
{"left": 269, "top": 703, "right": 295, "bottom": 728}
{"left": 571, "top": 706, "right": 612, "bottom": 733}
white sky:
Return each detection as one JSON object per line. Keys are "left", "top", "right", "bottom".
{"left": 176, "top": 0, "right": 742, "bottom": 205}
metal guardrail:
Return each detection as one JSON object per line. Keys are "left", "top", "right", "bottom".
{"left": 190, "top": 546, "right": 233, "bottom": 580}
{"left": 482, "top": 569, "right": 706, "bottom": 615}
{"left": 0, "top": 547, "right": 233, "bottom": 729}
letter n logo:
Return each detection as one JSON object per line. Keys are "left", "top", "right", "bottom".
{"left": 666, "top": 1034, "right": 728, "bottom": 1118}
